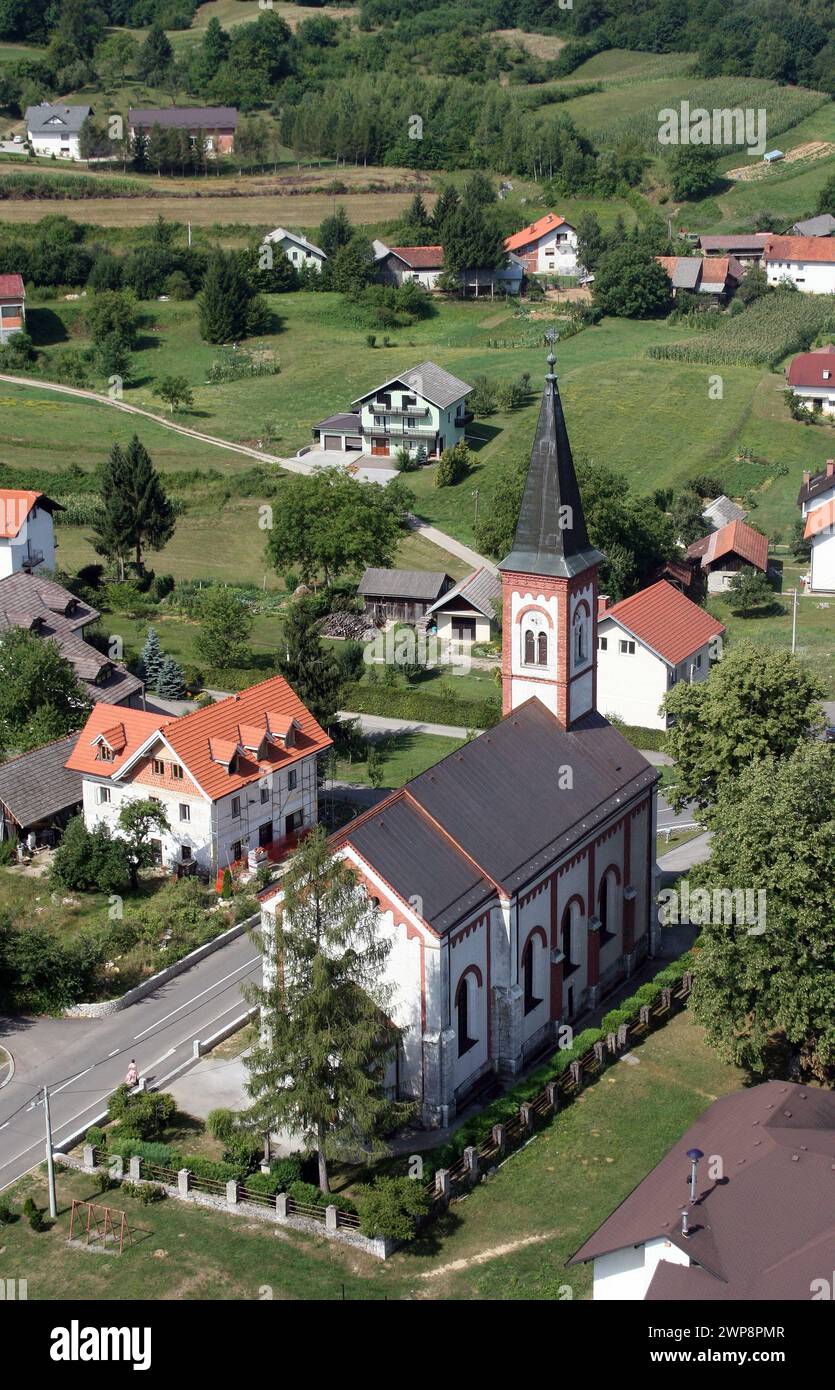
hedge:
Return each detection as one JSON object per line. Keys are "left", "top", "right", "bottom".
{"left": 606, "top": 720, "right": 669, "bottom": 753}
{"left": 342, "top": 681, "right": 501, "bottom": 730}
{"left": 430, "top": 951, "right": 694, "bottom": 1170}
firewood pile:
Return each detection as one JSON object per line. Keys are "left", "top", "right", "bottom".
{"left": 319, "top": 611, "right": 379, "bottom": 641}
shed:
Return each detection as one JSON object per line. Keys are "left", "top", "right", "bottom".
{"left": 0, "top": 734, "right": 83, "bottom": 846}
{"left": 357, "top": 568, "right": 453, "bottom": 623}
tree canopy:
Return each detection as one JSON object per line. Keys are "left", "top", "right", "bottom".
{"left": 264, "top": 470, "right": 413, "bottom": 586}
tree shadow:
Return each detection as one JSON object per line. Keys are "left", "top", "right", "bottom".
{"left": 465, "top": 423, "right": 501, "bottom": 453}
{"left": 729, "top": 602, "right": 786, "bottom": 619}
{"left": 26, "top": 307, "right": 69, "bottom": 346}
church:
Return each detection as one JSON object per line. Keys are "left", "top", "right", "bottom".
{"left": 261, "top": 351, "right": 660, "bottom": 1127}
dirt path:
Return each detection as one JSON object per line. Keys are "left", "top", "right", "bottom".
{"left": 418, "top": 1230, "right": 559, "bottom": 1278}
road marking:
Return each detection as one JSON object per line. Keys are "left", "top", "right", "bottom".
{"left": 52, "top": 1066, "right": 94, "bottom": 1097}
{"left": 133, "top": 956, "right": 260, "bottom": 1040}
{"left": 108, "top": 1048, "right": 120, "bottom": 1057}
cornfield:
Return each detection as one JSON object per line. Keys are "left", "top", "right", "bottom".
{"left": 646, "top": 292, "right": 835, "bottom": 368}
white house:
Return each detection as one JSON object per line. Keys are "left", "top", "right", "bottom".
{"left": 378, "top": 245, "right": 445, "bottom": 290}
{"left": 684, "top": 519, "right": 770, "bottom": 594}
{"left": 569, "top": 1082, "right": 835, "bottom": 1300}
{"left": 0, "top": 489, "right": 58, "bottom": 579}
{"left": 66, "top": 675, "right": 331, "bottom": 878}
{"left": 763, "top": 235, "right": 835, "bottom": 293}
{"left": 425, "top": 566, "right": 501, "bottom": 647}
{"left": 263, "top": 226, "right": 327, "bottom": 273}
{"left": 787, "top": 343, "right": 835, "bottom": 417}
{"left": 800, "top": 457, "right": 835, "bottom": 592}
{"left": 0, "top": 274, "right": 25, "bottom": 344}
{"left": 264, "top": 354, "right": 659, "bottom": 1127}
{"left": 596, "top": 581, "right": 725, "bottom": 731}
{"left": 25, "top": 103, "right": 91, "bottom": 159}
{"left": 313, "top": 360, "right": 473, "bottom": 460}
{"left": 504, "top": 212, "right": 579, "bottom": 275}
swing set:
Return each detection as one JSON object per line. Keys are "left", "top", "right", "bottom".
{"left": 68, "top": 1198, "right": 132, "bottom": 1254}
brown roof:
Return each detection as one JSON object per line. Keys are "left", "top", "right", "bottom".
{"left": 764, "top": 234, "right": 835, "bottom": 264}
{"left": 685, "top": 519, "right": 769, "bottom": 572}
{"left": 788, "top": 344, "right": 835, "bottom": 389}
{"left": 0, "top": 274, "right": 24, "bottom": 301}
{"left": 570, "top": 1082, "right": 835, "bottom": 1301}
{"left": 0, "top": 733, "right": 82, "bottom": 829}
{"left": 388, "top": 245, "right": 444, "bottom": 269}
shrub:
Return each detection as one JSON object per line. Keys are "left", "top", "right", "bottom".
{"left": 222, "top": 1132, "right": 263, "bottom": 1172}
{"left": 85, "top": 1126, "right": 106, "bottom": 1148}
{"left": 240, "top": 1154, "right": 305, "bottom": 1198}
{"left": 94, "top": 1169, "right": 113, "bottom": 1194}
{"left": 206, "top": 1108, "right": 237, "bottom": 1142}
{"left": 138, "top": 1183, "right": 166, "bottom": 1205}
{"left": 0, "top": 1195, "right": 13, "bottom": 1224}
{"left": 287, "top": 1180, "right": 357, "bottom": 1214}
{"left": 107, "top": 1137, "right": 178, "bottom": 1167}
{"left": 27, "top": 1203, "right": 46, "bottom": 1232}
{"left": 356, "top": 1176, "right": 431, "bottom": 1241}
{"left": 108, "top": 1085, "right": 176, "bottom": 1139}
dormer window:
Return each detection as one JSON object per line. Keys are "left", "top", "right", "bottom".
{"left": 98, "top": 745, "right": 115, "bottom": 762}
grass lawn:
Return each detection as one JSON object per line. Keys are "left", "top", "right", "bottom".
{"left": 0, "top": 866, "right": 164, "bottom": 943}
{"left": 2, "top": 1011, "right": 745, "bottom": 1300}
{"left": 333, "top": 730, "right": 466, "bottom": 788}
{"left": 707, "top": 557, "right": 835, "bottom": 696}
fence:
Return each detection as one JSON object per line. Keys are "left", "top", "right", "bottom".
{"left": 425, "top": 972, "right": 694, "bottom": 1211}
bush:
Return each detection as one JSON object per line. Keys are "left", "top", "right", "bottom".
{"left": 108, "top": 1086, "right": 176, "bottom": 1139}
{"left": 240, "top": 1154, "right": 303, "bottom": 1197}
{"left": 27, "top": 1203, "right": 46, "bottom": 1232}
{"left": 222, "top": 1131, "right": 263, "bottom": 1172}
{"left": 107, "top": 1136, "right": 178, "bottom": 1167}
{"left": 206, "top": 1108, "right": 237, "bottom": 1142}
{"left": 0, "top": 1195, "right": 13, "bottom": 1224}
{"left": 356, "top": 1175, "right": 431, "bottom": 1241}
{"left": 287, "top": 1180, "right": 357, "bottom": 1214}
{"left": 85, "top": 1126, "right": 106, "bottom": 1149}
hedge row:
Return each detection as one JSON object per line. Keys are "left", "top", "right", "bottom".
{"left": 430, "top": 952, "right": 694, "bottom": 1170}
{"left": 606, "top": 720, "right": 669, "bottom": 753}
{"left": 342, "top": 681, "right": 501, "bottom": 729}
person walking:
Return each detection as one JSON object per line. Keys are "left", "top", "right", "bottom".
{"left": 125, "top": 1059, "right": 139, "bottom": 1088}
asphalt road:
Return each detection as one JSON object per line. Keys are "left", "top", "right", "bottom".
{"left": 0, "top": 930, "right": 262, "bottom": 1193}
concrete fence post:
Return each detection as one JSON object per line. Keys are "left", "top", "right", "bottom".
{"left": 545, "top": 1082, "right": 559, "bottom": 1114}
{"left": 177, "top": 1168, "right": 190, "bottom": 1198}
{"left": 606, "top": 1031, "right": 617, "bottom": 1055}
{"left": 617, "top": 1023, "right": 629, "bottom": 1050}
{"left": 82, "top": 1144, "right": 95, "bottom": 1172}
{"left": 464, "top": 1146, "right": 479, "bottom": 1184}
{"left": 226, "top": 1180, "right": 238, "bottom": 1206}
{"left": 520, "top": 1103, "right": 534, "bottom": 1135}
{"left": 593, "top": 1040, "right": 605, "bottom": 1067}
{"left": 276, "top": 1193, "right": 288, "bottom": 1220}
{"left": 570, "top": 1059, "right": 582, "bottom": 1090}
{"left": 108, "top": 1154, "right": 124, "bottom": 1180}
{"left": 661, "top": 986, "right": 672, "bottom": 1011}
{"left": 434, "top": 1169, "right": 450, "bottom": 1203}
{"left": 492, "top": 1123, "right": 506, "bottom": 1156}
{"left": 325, "top": 1205, "right": 338, "bottom": 1233}
{"left": 128, "top": 1156, "right": 141, "bottom": 1183}
{"left": 682, "top": 970, "right": 693, "bottom": 993}
{"left": 639, "top": 1004, "right": 651, "bottom": 1027}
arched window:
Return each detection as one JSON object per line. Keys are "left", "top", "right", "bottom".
{"left": 456, "top": 974, "right": 477, "bottom": 1057}
{"left": 598, "top": 869, "right": 620, "bottom": 943}
{"left": 598, "top": 875, "right": 609, "bottom": 935}
{"left": 574, "top": 610, "right": 587, "bottom": 664}
{"left": 522, "top": 930, "right": 545, "bottom": 1015}
{"left": 524, "top": 629, "right": 535, "bottom": 664}
{"left": 537, "top": 631, "right": 547, "bottom": 665}
{"left": 561, "top": 903, "right": 578, "bottom": 976}
{"left": 521, "top": 611, "right": 549, "bottom": 668}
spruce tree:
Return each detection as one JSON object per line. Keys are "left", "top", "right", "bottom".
{"left": 93, "top": 435, "right": 175, "bottom": 576}
{"left": 199, "top": 251, "right": 253, "bottom": 344}
{"left": 244, "top": 825, "right": 404, "bottom": 1192}
{"left": 157, "top": 655, "right": 186, "bottom": 698}
{"left": 431, "top": 182, "right": 460, "bottom": 236}
{"left": 317, "top": 206, "right": 352, "bottom": 258}
{"left": 278, "top": 597, "right": 344, "bottom": 729}
{"left": 139, "top": 22, "right": 173, "bottom": 83}
{"left": 141, "top": 628, "right": 165, "bottom": 690}
{"left": 92, "top": 442, "right": 135, "bottom": 580}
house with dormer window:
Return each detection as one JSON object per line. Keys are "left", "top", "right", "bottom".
{"left": 25, "top": 103, "right": 92, "bottom": 159}
{"left": 66, "top": 674, "right": 331, "bottom": 876}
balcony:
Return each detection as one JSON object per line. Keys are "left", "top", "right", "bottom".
{"left": 455, "top": 411, "right": 474, "bottom": 427}
{"left": 370, "top": 402, "right": 429, "bottom": 417}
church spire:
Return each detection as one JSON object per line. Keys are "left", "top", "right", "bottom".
{"left": 499, "top": 341, "right": 604, "bottom": 578}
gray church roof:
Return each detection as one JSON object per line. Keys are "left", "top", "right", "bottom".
{"left": 499, "top": 354, "right": 605, "bottom": 579}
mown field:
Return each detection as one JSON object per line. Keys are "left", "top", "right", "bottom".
{"left": 0, "top": 1010, "right": 744, "bottom": 1300}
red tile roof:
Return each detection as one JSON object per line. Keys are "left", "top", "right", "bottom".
{"left": 804, "top": 495, "right": 835, "bottom": 540}
{"left": 504, "top": 212, "right": 568, "bottom": 253}
{"left": 701, "top": 519, "right": 769, "bottom": 572}
{"left": 0, "top": 489, "right": 44, "bottom": 539}
{"left": 787, "top": 343, "right": 835, "bottom": 388}
{"left": 68, "top": 674, "right": 331, "bottom": 800}
{"left": 0, "top": 274, "right": 24, "bottom": 300}
{"left": 603, "top": 580, "right": 725, "bottom": 666}
{"left": 389, "top": 245, "right": 444, "bottom": 269}
{"left": 699, "top": 256, "right": 731, "bottom": 284}
{"left": 66, "top": 706, "right": 167, "bottom": 776}
{"left": 764, "top": 234, "right": 835, "bottom": 264}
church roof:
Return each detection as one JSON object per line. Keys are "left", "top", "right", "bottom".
{"left": 499, "top": 355, "right": 605, "bottom": 579}
{"left": 331, "top": 699, "right": 656, "bottom": 933}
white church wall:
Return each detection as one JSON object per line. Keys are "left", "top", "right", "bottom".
{"left": 450, "top": 918, "right": 489, "bottom": 1091}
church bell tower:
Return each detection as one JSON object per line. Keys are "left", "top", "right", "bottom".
{"left": 498, "top": 346, "right": 605, "bottom": 728}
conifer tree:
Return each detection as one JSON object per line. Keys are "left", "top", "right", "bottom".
{"left": 93, "top": 435, "right": 175, "bottom": 577}
{"left": 278, "top": 597, "right": 344, "bottom": 729}
{"left": 198, "top": 251, "right": 253, "bottom": 343}
{"left": 244, "top": 826, "right": 404, "bottom": 1192}
{"left": 156, "top": 654, "right": 186, "bottom": 698}
{"left": 140, "top": 628, "right": 165, "bottom": 690}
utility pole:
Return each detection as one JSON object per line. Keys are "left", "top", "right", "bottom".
{"left": 472, "top": 488, "right": 479, "bottom": 527}
{"left": 789, "top": 587, "right": 798, "bottom": 654}
{"left": 43, "top": 1085, "right": 57, "bottom": 1219}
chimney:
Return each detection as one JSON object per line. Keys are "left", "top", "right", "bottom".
{"left": 680, "top": 1208, "right": 690, "bottom": 1238}
{"left": 826, "top": 459, "right": 835, "bottom": 477}
{"left": 686, "top": 1147, "right": 704, "bottom": 1203}
{"left": 803, "top": 470, "right": 811, "bottom": 485}
{"left": 597, "top": 595, "right": 611, "bottom": 615}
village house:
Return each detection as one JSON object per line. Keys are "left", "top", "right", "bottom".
{"left": 66, "top": 675, "right": 330, "bottom": 877}
{"left": 763, "top": 235, "right": 835, "bottom": 293}
{"left": 656, "top": 255, "right": 742, "bottom": 301}
{"left": 0, "top": 274, "right": 26, "bottom": 344}
{"left": 377, "top": 245, "right": 445, "bottom": 290}
{"left": 0, "top": 570, "right": 144, "bottom": 708}
{"left": 358, "top": 568, "right": 453, "bottom": 624}
{"left": 504, "top": 212, "right": 579, "bottom": 275}
{"left": 596, "top": 581, "right": 725, "bottom": 731}
{"left": 0, "top": 733, "right": 82, "bottom": 850}
{"left": 263, "top": 226, "right": 326, "bottom": 273}
{"left": 569, "top": 1082, "right": 835, "bottom": 1301}
{"left": 791, "top": 214, "right": 835, "bottom": 238}
{"left": 0, "top": 488, "right": 58, "bottom": 578}
{"left": 312, "top": 360, "right": 473, "bottom": 460}
{"left": 684, "top": 518, "right": 770, "bottom": 593}
{"left": 128, "top": 107, "right": 238, "bottom": 155}
{"left": 265, "top": 351, "right": 659, "bottom": 1126}
{"left": 701, "top": 495, "right": 747, "bottom": 530}
{"left": 696, "top": 232, "right": 769, "bottom": 265}
{"left": 799, "top": 458, "right": 835, "bottom": 593}
{"left": 25, "top": 103, "right": 91, "bottom": 159}
{"left": 425, "top": 565, "right": 501, "bottom": 647}
{"left": 786, "top": 343, "right": 835, "bottom": 416}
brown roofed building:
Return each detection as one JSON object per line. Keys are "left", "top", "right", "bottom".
{"left": 569, "top": 1081, "right": 835, "bottom": 1300}
{"left": 128, "top": 107, "right": 237, "bottom": 155}
{"left": 684, "top": 518, "right": 770, "bottom": 593}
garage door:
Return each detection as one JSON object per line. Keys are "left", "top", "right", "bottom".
{"left": 323, "top": 434, "right": 341, "bottom": 450}
{"left": 346, "top": 436, "right": 363, "bottom": 451}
